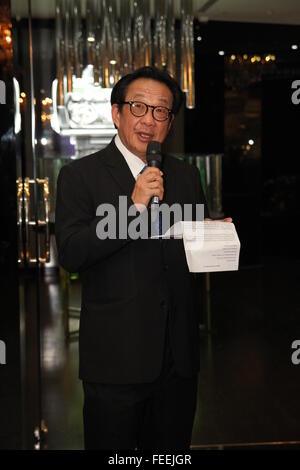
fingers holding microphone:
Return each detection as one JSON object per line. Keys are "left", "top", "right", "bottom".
{"left": 132, "top": 140, "right": 163, "bottom": 210}
{"left": 131, "top": 167, "right": 164, "bottom": 209}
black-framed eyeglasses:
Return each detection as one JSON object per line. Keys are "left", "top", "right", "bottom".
{"left": 120, "top": 101, "right": 173, "bottom": 121}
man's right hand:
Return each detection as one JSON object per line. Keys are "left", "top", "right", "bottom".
{"left": 131, "top": 167, "right": 164, "bottom": 209}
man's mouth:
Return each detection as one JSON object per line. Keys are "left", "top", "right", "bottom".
{"left": 136, "top": 132, "right": 154, "bottom": 142}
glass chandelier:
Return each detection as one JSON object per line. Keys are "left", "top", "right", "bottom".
{"left": 55, "top": 0, "right": 195, "bottom": 109}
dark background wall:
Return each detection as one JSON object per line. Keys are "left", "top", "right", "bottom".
{"left": 0, "top": 0, "right": 22, "bottom": 449}
{"left": 186, "top": 20, "right": 300, "bottom": 265}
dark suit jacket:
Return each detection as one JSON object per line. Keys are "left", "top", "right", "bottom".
{"left": 55, "top": 139, "right": 208, "bottom": 384}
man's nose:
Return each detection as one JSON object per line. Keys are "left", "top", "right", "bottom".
{"left": 140, "top": 107, "right": 155, "bottom": 125}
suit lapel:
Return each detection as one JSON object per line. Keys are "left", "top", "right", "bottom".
{"left": 101, "top": 139, "right": 136, "bottom": 199}
{"left": 100, "top": 140, "right": 177, "bottom": 205}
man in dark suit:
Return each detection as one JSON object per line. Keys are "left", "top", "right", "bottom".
{"left": 55, "top": 66, "right": 210, "bottom": 450}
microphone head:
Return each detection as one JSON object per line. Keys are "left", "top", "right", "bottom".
{"left": 146, "top": 141, "right": 162, "bottom": 167}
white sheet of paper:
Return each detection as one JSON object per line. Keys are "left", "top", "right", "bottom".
{"left": 163, "top": 220, "right": 240, "bottom": 272}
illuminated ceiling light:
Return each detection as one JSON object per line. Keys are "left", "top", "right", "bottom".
{"left": 41, "top": 138, "right": 48, "bottom": 146}
{"left": 21, "top": 92, "right": 26, "bottom": 98}
{"left": 243, "top": 54, "right": 248, "bottom": 60}
{"left": 5, "top": 35, "right": 12, "bottom": 43}
{"left": 230, "top": 54, "right": 236, "bottom": 61}
{"left": 265, "top": 55, "right": 271, "bottom": 62}
{"left": 218, "top": 50, "right": 225, "bottom": 56}
{"left": 87, "top": 36, "right": 95, "bottom": 42}
{"left": 19, "top": 98, "right": 23, "bottom": 104}
{"left": 109, "top": 59, "right": 117, "bottom": 65}
{"left": 197, "top": 36, "right": 202, "bottom": 42}
{"left": 291, "top": 45, "right": 298, "bottom": 50}
{"left": 248, "top": 139, "right": 254, "bottom": 145}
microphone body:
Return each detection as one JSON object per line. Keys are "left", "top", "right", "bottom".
{"left": 146, "top": 141, "right": 162, "bottom": 205}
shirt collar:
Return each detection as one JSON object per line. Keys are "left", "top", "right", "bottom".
{"left": 115, "top": 134, "right": 146, "bottom": 180}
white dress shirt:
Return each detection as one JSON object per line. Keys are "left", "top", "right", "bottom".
{"left": 115, "top": 134, "right": 146, "bottom": 180}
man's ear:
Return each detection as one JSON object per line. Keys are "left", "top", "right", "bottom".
{"left": 111, "top": 103, "right": 120, "bottom": 129}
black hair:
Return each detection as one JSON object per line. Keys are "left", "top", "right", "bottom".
{"left": 110, "top": 66, "right": 184, "bottom": 115}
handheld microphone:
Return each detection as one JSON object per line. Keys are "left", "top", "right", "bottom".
{"left": 146, "top": 141, "right": 162, "bottom": 205}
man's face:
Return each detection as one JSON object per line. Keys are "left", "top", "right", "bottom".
{"left": 111, "top": 78, "right": 174, "bottom": 161}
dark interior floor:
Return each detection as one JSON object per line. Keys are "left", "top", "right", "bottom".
{"left": 37, "top": 255, "right": 300, "bottom": 450}
{"left": 193, "top": 256, "right": 300, "bottom": 448}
